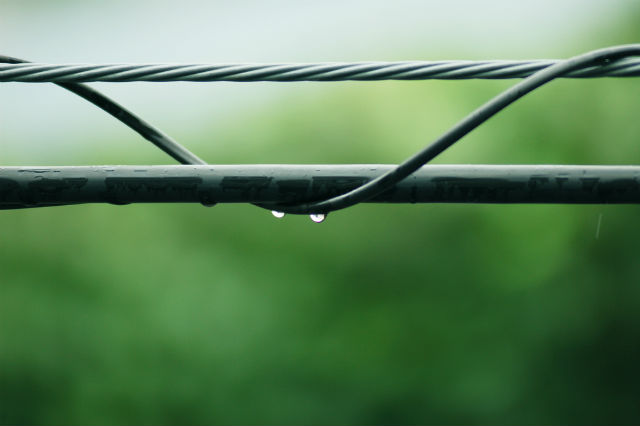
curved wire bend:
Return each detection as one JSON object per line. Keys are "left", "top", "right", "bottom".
{"left": 263, "top": 44, "right": 640, "bottom": 215}
{"left": 0, "top": 55, "right": 205, "bottom": 166}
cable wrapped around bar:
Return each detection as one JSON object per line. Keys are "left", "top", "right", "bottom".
{"left": 1, "top": 45, "right": 639, "bottom": 215}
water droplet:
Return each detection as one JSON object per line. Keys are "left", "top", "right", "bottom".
{"left": 201, "top": 202, "right": 217, "bottom": 208}
{"left": 310, "top": 213, "right": 326, "bottom": 223}
{"left": 272, "top": 210, "right": 285, "bottom": 218}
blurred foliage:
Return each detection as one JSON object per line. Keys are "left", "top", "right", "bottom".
{"left": 1, "top": 8, "right": 640, "bottom": 426}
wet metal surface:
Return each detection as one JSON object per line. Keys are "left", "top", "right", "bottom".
{"left": 1, "top": 165, "right": 640, "bottom": 209}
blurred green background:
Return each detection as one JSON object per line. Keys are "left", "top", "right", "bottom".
{"left": 1, "top": 1, "right": 640, "bottom": 424}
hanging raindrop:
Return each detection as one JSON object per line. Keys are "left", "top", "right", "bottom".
{"left": 310, "top": 213, "right": 326, "bottom": 223}
{"left": 271, "top": 210, "right": 285, "bottom": 218}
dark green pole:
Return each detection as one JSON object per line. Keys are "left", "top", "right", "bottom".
{"left": 2, "top": 165, "right": 639, "bottom": 209}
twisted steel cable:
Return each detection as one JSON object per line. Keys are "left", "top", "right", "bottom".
{"left": 0, "top": 58, "right": 639, "bottom": 82}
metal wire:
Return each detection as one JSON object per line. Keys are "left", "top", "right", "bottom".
{"left": 263, "top": 44, "right": 640, "bottom": 215}
{"left": 2, "top": 45, "right": 639, "bottom": 215}
{"left": 1, "top": 58, "right": 639, "bottom": 82}
{"left": 0, "top": 55, "right": 206, "bottom": 165}
{"left": 2, "top": 165, "right": 640, "bottom": 210}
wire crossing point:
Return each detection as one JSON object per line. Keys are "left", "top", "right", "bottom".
{"left": 1, "top": 45, "right": 639, "bottom": 214}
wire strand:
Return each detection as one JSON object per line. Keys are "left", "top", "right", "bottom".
{"left": 0, "top": 58, "right": 639, "bottom": 82}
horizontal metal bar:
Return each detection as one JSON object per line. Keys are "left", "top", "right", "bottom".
{"left": 1, "top": 165, "right": 639, "bottom": 210}
{"left": 1, "top": 58, "right": 639, "bottom": 83}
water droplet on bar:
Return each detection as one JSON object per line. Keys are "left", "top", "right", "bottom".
{"left": 272, "top": 211, "right": 285, "bottom": 218}
{"left": 310, "top": 213, "right": 326, "bottom": 223}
